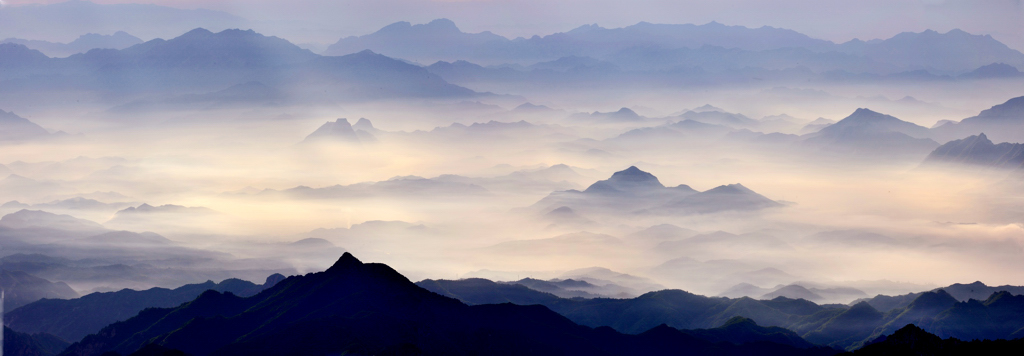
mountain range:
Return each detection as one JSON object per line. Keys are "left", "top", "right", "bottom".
{"left": 0, "top": 0, "right": 247, "bottom": 43}
{"left": 0, "top": 28, "right": 478, "bottom": 109}
{"left": 56, "top": 253, "right": 840, "bottom": 356}
{"left": 923, "top": 133, "right": 1024, "bottom": 169}
{"left": 325, "top": 19, "right": 1024, "bottom": 74}
{"left": 801, "top": 108, "right": 939, "bottom": 158}
{"left": 607, "top": 98, "right": 1024, "bottom": 162}
{"left": 1, "top": 31, "right": 143, "bottom": 58}
{"left": 301, "top": 118, "right": 377, "bottom": 144}
{"left": 262, "top": 175, "right": 489, "bottom": 200}
{"left": 5, "top": 274, "right": 284, "bottom": 343}
{"left": 420, "top": 276, "right": 1024, "bottom": 351}
{"left": 5, "top": 252, "right": 1024, "bottom": 354}
{"left": 932, "top": 96, "right": 1024, "bottom": 143}
{"left": 531, "top": 166, "right": 781, "bottom": 216}
{"left": 0, "top": 270, "right": 79, "bottom": 310}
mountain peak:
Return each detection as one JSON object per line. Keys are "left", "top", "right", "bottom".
{"left": 851, "top": 107, "right": 881, "bottom": 116}
{"left": 326, "top": 252, "right": 363, "bottom": 273}
{"left": 574, "top": 165, "right": 681, "bottom": 198}
{"left": 606, "top": 166, "right": 663, "bottom": 187}
{"left": 959, "top": 133, "right": 996, "bottom": 146}
{"left": 704, "top": 183, "right": 753, "bottom": 194}
{"left": 821, "top": 108, "right": 930, "bottom": 138}
{"left": 720, "top": 316, "right": 757, "bottom": 328}
{"left": 354, "top": 118, "right": 375, "bottom": 130}
{"left": 265, "top": 273, "right": 287, "bottom": 286}
{"left": 616, "top": 107, "right": 637, "bottom": 115}
{"left": 907, "top": 289, "right": 957, "bottom": 311}
{"left": 427, "top": 18, "right": 460, "bottom": 31}
{"left": 180, "top": 28, "right": 214, "bottom": 38}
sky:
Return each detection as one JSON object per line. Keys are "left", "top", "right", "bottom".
{"left": 3, "top": 0, "right": 1023, "bottom": 50}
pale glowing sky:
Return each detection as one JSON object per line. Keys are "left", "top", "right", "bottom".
{"left": 3, "top": 0, "right": 1023, "bottom": 50}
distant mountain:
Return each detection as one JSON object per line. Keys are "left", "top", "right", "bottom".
{"left": 422, "top": 275, "right": 1024, "bottom": 351}
{"left": 672, "top": 110, "right": 759, "bottom": 129}
{"left": 301, "top": 118, "right": 376, "bottom": 144}
{"left": 802, "top": 301, "right": 884, "bottom": 348}
{"left": 0, "top": 110, "right": 53, "bottom": 141}
{"left": 531, "top": 166, "right": 693, "bottom": 214}
{"left": 0, "top": 210, "right": 106, "bottom": 232}
{"left": 759, "top": 114, "right": 809, "bottom": 134}
{"left": 415, "top": 278, "right": 562, "bottom": 305}
{"left": 512, "top": 102, "right": 557, "bottom": 114}
{"left": 762, "top": 285, "right": 826, "bottom": 303}
{"left": 932, "top": 96, "right": 1024, "bottom": 143}
{"left": 58, "top": 253, "right": 838, "bottom": 356}
{"left": 1, "top": 31, "right": 143, "bottom": 58}
{"left": 0, "top": 28, "right": 478, "bottom": 107}
{"left": 3, "top": 326, "right": 69, "bottom": 356}
{"left": 960, "top": 63, "right": 1023, "bottom": 79}
{"left": 6, "top": 274, "right": 284, "bottom": 343}
{"left": 835, "top": 29, "right": 1024, "bottom": 73}
{"left": 802, "top": 108, "right": 939, "bottom": 158}
{"left": 570, "top": 107, "right": 646, "bottom": 123}
{"left": 423, "top": 277, "right": 847, "bottom": 336}
{"left": 940, "top": 281, "right": 1024, "bottom": 301}
{"left": 513, "top": 277, "right": 622, "bottom": 298}
{"left": 0, "top": 270, "right": 79, "bottom": 310}
{"left": 0, "top": 0, "right": 248, "bottom": 42}
{"left": 541, "top": 206, "right": 594, "bottom": 227}
{"left": 266, "top": 175, "right": 489, "bottom": 200}
{"left": 611, "top": 119, "right": 736, "bottom": 146}
{"left": 657, "top": 183, "right": 782, "bottom": 214}
{"left": 799, "top": 117, "right": 836, "bottom": 134}
{"left": 923, "top": 133, "right": 1024, "bottom": 169}
{"left": 0, "top": 253, "right": 293, "bottom": 301}
{"left": 325, "top": 19, "right": 508, "bottom": 64}
{"left": 532, "top": 166, "right": 779, "bottom": 216}
{"left": 327, "top": 19, "right": 1024, "bottom": 74}
{"left": 559, "top": 266, "right": 665, "bottom": 294}
{"left": 857, "top": 292, "right": 923, "bottom": 313}
{"left": 1, "top": 198, "right": 135, "bottom": 213}
{"left": 326, "top": 19, "right": 837, "bottom": 65}
{"left": 104, "top": 203, "right": 217, "bottom": 231}
{"left": 718, "top": 283, "right": 773, "bottom": 299}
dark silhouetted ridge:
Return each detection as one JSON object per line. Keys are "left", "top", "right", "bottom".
{"left": 59, "top": 253, "right": 839, "bottom": 356}
{"left": 325, "top": 251, "right": 363, "bottom": 273}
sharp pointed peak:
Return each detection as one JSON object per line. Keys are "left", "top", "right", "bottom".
{"left": 852, "top": 107, "right": 881, "bottom": 115}
{"left": 326, "top": 252, "right": 363, "bottom": 273}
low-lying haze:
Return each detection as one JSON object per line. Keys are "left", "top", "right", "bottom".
{"left": 2, "top": 0, "right": 1024, "bottom": 316}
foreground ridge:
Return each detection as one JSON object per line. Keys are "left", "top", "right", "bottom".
{"left": 57, "top": 253, "right": 839, "bottom": 356}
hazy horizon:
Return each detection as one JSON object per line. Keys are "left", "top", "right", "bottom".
{"left": 3, "top": 0, "right": 1024, "bottom": 53}
{"left": 3, "top": 0, "right": 1024, "bottom": 323}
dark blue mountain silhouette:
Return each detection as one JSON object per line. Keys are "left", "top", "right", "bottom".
{"left": 57, "top": 253, "right": 839, "bottom": 356}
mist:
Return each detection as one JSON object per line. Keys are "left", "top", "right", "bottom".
{"left": 2, "top": 0, "right": 1024, "bottom": 338}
